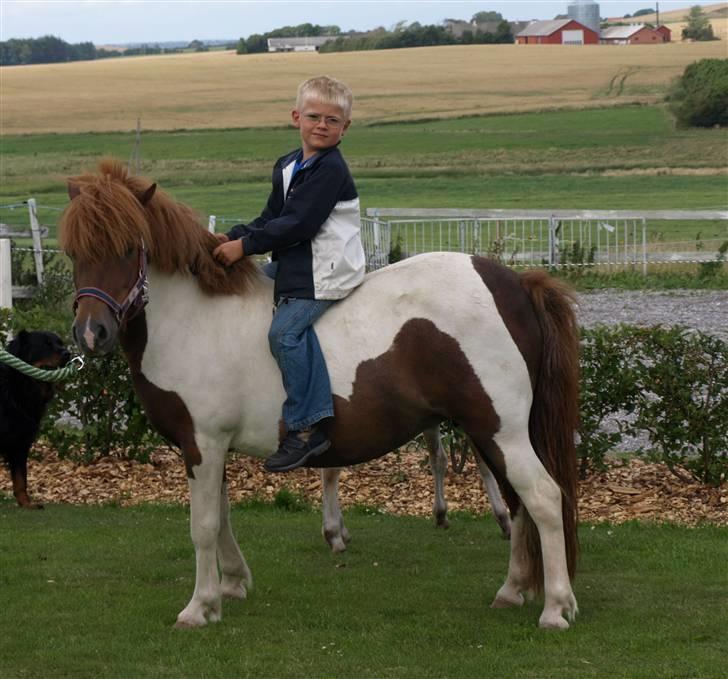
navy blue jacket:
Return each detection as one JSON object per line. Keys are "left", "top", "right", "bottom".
{"left": 227, "top": 145, "right": 365, "bottom": 302}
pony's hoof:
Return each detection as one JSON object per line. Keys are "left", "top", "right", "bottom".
{"left": 174, "top": 616, "right": 206, "bottom": 629}
{"left": 221, "top": 583, "right": 248, "bottom": 600}
{"left": 19, "top": 501, "right": 44, "bottom": 510}
{"left": 324, "top": 527, "right": 348, "bottom": 553}
{"left": 330, "top": 538, "right": 347, "bottom": 553}
{"left": 538, "top": 614, "right": 570, "bottom": 630}
{"left": 435, "top": 512, "right": 450, "bottom": 529}
{"left": 491, "top": 591, "right": 524, "bottom": 608}
{"left": 495, "top": 515, "right": 511, "bottom": 540}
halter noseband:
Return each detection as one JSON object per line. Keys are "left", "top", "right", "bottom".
{"left": 73, "top": 243, "right": 149, "bottom": 324}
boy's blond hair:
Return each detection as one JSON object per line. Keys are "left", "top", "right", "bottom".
{"left": 296, "top": 76, "right": 353, "bottom": 120}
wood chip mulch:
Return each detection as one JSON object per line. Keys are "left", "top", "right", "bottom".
{"left": 2, "top": 445, "right": 726, "bottom": 527}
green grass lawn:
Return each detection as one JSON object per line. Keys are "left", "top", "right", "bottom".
{"left": 1, "top": 499, "right": 726, "bottom": 678}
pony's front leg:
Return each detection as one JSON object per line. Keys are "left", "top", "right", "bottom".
{"left": 322, "top": 468, "right": 350, "bottom": 552}
{"left": 218, "top": 469, "right": 252, "bottom": 600}
{"left": 423, "top": 427, "right": 449, "bottom": 528}
{"left": 175, "top": 442, "right": 225, "bottom": 629}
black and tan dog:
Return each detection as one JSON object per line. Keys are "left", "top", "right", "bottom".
{"left": 0, "top": 330, "right": 70, "bottom": 508}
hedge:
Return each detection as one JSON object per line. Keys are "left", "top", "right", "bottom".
{"left": 2, "top": 303, "right": 726, "bottom": 485}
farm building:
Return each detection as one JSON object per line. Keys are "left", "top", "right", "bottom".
{"left": 601, "top": 24, "right": 672, "bottom": 44}
{"left": 267, "top": 36, "right": 335, "bottom": 52}
{"left": 444, "top": 19, "right": 531, "bottom": 38}
{"left": 516, "top": 19, "right": 600, "bottom": 44}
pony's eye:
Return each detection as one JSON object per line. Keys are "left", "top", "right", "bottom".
{"left": 125, "top": 247, "right": 135, "bottom": 258}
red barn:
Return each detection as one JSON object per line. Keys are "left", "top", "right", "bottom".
{"left": 601, "top": 24, "right": 672, "bottom": 44}
{"left": 516, "top": 18, "right": 600, "bottom": 45}
{"left": 655, "top": 25, "right": 672, "bottom": 42}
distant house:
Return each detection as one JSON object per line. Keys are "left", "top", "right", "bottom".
{"left": 444, "top": 19, "right": 531, "bottom": 38}
{"left": 516, "top": 19, "right": 599, "bottom": 45}
{"left": 443, "top": 19, "right": 473, "bottom": 38}
{"left": 267, "top": 36, "right": 335, "bottom": 52}
{"left": 654, "top": 25, "right": 672, "bottom": 42}
{"left": 601, "top": 24, "right": 672, "bottom": 44}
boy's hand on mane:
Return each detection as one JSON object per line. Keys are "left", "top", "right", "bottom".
{"left": 213, "top": 238, "right": 244, "bottom": 266}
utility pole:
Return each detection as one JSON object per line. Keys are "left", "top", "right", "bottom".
{"left": 130, "top": 117, "right": 141, "bottom": 174}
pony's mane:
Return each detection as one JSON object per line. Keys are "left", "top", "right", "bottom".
{"left": 59, "top": 158, "right": 259, "bottom": 296}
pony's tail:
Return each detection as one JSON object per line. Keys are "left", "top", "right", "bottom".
{"left": 519, "top": 270, "right": 580, "bottom": 590}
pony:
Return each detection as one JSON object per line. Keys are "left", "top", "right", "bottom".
{"left": 59, "top": 160, "right": 580, "bottom": 630}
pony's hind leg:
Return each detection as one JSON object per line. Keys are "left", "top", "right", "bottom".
{"left": 217, "top": 468, "right": 252, "bottom": 600}
{"left": 492, "top": 433, "right": 577, "bottom": 629}
{"left": 422, "top": 426, "right": 449, "bottom": 528}
{"left": 426, "top": 425, "right": 510, "bottom": 537}
{"left": 322, "top": 468, "right": 350, "bottom": 552}
{"left": 175, "top": 439, "right": 227, "bottom": 629}
{"left": 475, "top": 455, "right": 511, "bottom": 539}
{"left": 491, "top": 510, "right": 530, "bottom": 608}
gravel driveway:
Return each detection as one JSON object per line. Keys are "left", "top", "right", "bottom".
{"left": 576, "top": 289, "right": 728, "bottom": 341}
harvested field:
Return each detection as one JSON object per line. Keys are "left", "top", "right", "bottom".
{"left": 1, "top": 42, "right": 725, "bottom": 134}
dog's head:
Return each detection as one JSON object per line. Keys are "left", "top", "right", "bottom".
{"left": 7, "top": 330, "right": 71, "bottom": 371}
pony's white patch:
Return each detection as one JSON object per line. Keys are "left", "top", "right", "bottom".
{"left": 81, "top": 318, "right": 96, "bottom": 352}
{"left": 140, "top": 252, "right": 532, "bottom": 460}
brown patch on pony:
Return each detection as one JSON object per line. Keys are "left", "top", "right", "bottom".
{"left": 119, "top": 312, "right": 202, "bottom": 478}
{"left": 470, "top": 256, "right": 542, "bottom": 387}
{"left": 59, "top": 158, "right": 259, "bottom": 297}
{"left": 311, "top": 318, "right": 504, "bottom": 473}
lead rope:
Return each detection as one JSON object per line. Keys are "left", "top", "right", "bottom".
{"left": 0, "top": 348, "right": 85, "bottom": 383}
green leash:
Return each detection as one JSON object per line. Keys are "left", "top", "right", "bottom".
{"left": 0, "top": 348, "right": 85, "bottom": 383}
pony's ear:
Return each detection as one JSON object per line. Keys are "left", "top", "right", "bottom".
{"left": 137, "top": 183, "right": 157, "bottom": 206}
{"left": 68, "top": 183, "right": 81, "bottom": 200}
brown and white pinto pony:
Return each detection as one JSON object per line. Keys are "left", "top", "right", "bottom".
{"left": 60, "top": 160, "right": 580, "bottom": 630}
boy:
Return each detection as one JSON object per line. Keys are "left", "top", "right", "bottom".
{"left": 213, "top": 75, "right": 365, "bottom": 472}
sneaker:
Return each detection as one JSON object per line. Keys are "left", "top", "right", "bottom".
{"left": 264, "top": 427, "right": 331, "bottom": 473}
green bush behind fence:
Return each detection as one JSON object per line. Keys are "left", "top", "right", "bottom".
{"left": 2, "top": 283, "right": 726, "bottom": 486}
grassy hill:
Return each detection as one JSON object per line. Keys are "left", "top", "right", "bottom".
{"left": 1, "top": 41, "right": 725, "bottom": 134}
{"left": 608, "top": 2, "right": 728, "bottom": 40}
{"left": 611, "top": 1, "right": 728, "bottom": 23}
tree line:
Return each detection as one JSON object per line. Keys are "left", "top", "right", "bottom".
{"left": 0, "top": 35, "right": 220, "bottom": 66}
{"left": 236, "top": 18, "right": 513, "bottom": 54}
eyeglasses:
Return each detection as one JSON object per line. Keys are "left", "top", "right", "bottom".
{"left": 302, "top": 113, "right": 345, "bottom": 128}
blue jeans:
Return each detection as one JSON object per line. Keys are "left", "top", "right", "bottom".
{"left": 268, "top": 294, "right": 335, "bottom": 431}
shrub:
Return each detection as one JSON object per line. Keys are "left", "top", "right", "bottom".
{"left": 579, "top": 325, "right": 728, "bottom": 485}
{"left": 578, "top": 326, "right": 641, "bottom": 475}
{"left": 632, "top": 327, "right": 728, "bottom": 485}
{"left": 667, "top": 58, "right": 728, "bottom": 128}
{"left": 681, "top": 6, "right": 716, "bottom": 41}
{"left": 45, "top": 348, "right": 164, "bottom": 463}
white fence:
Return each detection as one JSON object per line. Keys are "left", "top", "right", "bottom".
{"left": 0, "top": 198, "right": 52, "bottom": 308}
{"left": 361, "top": 209, "right": 728, "bottom": 272}
{"left": 2, "top": 203, "right": 726, "bottom": 308}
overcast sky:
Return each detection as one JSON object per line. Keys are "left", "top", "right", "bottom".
{"left": 1, "top": 1, "right": 719, "bottom": 45}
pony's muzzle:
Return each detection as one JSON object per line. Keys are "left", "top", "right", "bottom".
{"left": 72, "top": 314, "right": 117, "bottom": 356}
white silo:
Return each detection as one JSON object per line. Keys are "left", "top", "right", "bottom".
{"left": 567, "top": 0, "right": 601, "bottom": 35}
